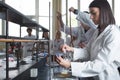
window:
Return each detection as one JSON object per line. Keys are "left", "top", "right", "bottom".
{"left": 8, "top": 22, "right": 20, "bottom": 37}
{"left": 39, "top": 0, "right": 52, "bottom": 39}
{"left": 61, "top": 0, "right": 78, "bottom": 41}
{"left": 62, "top": 0, "right": 78, "bottom": 27}
{"left": 80, "top": 0, "right": 92, "bottom": 12}
{"left": 5, "top": 0, "right": 36, "bottom": 37}
{"left": 5, "top": 0, "right": 35, "bottom": 15}
{"left": 39, "top": 0, "right": 52, "bottom": 29}
{"left": 114, "top": 0, "right": 120, "bottom": 26}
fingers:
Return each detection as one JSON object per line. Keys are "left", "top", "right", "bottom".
{"left": 56, "top": 57, "right": 60, "bottom": 64}
{"left": 55, "top": 56, "right": 71, "bottom": 68}
{"left": 79, "top": 42, "right": 86, "bottom": 48}
{"left": 61, "top": 44, "right": 73, "bottom": 52}
{"left": 56, "top": 56, "right": 63, "bottom": 61}
{"left": 55, "top": 56, "right": 63, "bottom": 64}
{"left": 62, "top": 44, "right": 69, "bottom": 52}
{"left": 62, "top": 44, "right": 67, "bottom": 52}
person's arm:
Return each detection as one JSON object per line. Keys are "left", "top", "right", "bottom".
{"left": 56, "top": 56, "right": 71, "bottom": 68}
{"left": 70, "top": 7, "right": 96, "bottom": 30}
{"left": 76, "top": 11, "right": 96, "bottom": 29}
{"left": 56, "top": 44, "right": 90, "bottom": 68}
{"left": 61, "top": 43, "right": 89, "bottom": 60}
{"left": 71, "top": 25, "right": 120, "bottom": 77}
{"left": 73, "top": 47, "right": 89, "bottom": 61}
{"left": 80, "top": 22, "right": 90, "bottom": 31}
{"left": 57, "top": 12, "right": 64, "bottom": 28}
{"left": 57, "top": 12, "right": 79, "bottom": 37}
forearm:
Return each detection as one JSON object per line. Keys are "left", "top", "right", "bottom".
{"left": 71, "top": 60, "right": 106, "bottom": 77}
{"left": 58, "top": 18, "right": 64, "bottom": 29}
{"left": 73, "top": 48, "right": 89, "bottom": 61}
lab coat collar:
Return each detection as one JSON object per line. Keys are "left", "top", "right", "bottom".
{"left": 95, "top": 25, "right": 114, "bottom": 41}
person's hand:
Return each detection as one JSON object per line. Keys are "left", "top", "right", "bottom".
{"left": 57, "top": 11, "right": 62, "bottom": 21}
{"left": 56, "top": 56, "right": 71, "bottom": 68}
{"left": 69, "top": 7, "right": 75, "bottom": 12}
{"left": 60, "top": 44, "right": 74, "bottom": 53}
{"left": 79, "top": 42, "right": 86, "bottom": 48}
{"left": 56, "top": 11, "right": 64, "bottom": 28}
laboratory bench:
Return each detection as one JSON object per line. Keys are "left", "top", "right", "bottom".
{"left": 0, "top": 54, "right": 80, "bottom": 80}
{"left": 49, "top": 60, "right": 78, "bottom": 80}
{"left": 0, "top": 56, "right": 47, "bottom": 80}
{"left": 0, "top": 1, "right": 49, "bottom": 80}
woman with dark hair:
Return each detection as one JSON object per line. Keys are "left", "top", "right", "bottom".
{"left": 22, "top": 28, "right": 36, "bottom": 58}
{"left": 56, "top": 0, "right": 120, "bottom": 80}
{"left": 42, "top": 32, "right": 49, "bottom": 40}
{"left": 52, "top": 30, "right": 64, "bottom": 52}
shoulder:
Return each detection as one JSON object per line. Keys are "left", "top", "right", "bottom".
{"left": 103, "top": 25, "right": 120, "bottom": 42}
{"left": 104, "top": 25, "right": 120, "bottom": 35}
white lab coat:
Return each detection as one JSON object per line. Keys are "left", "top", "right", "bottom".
{"left": 66, "top": 36, "right": 80, "bottom": 47}
{"left": 61, "top": 25, "right": 96, "bottom": 46}
{"left": 76, "top": 11, "right": 96, "bottom": 29}
{"left": 22, "top": 35, "right": 36, "bottom": 57}
{"left": 61, "top": 11, "right": 96, "bottom": 47}
{"left": 61, "top": 25, "right": 84, "bottom": 42}
{"left": 71, "top": 25, "right": 120, "bottom": 80}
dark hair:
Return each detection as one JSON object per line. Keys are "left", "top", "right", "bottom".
{"left": 27, "top": 28, "right": 32, "bottom": 32}
{"left": 83, "top": 11, "right": 89, "bottom": 14}
{"left": 42, "top": 32, "right": 49, "bottom": 39}
{"left": 89, "top": 0, "right": 115, "bottom": 31}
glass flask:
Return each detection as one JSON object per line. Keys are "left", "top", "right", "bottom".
{"left": 52, "top": 51, "right": 74, "bottom": 79}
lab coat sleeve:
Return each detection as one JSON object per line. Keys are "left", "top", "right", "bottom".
{"left": 71, "top": 25, "right": 120, "bottom": 77}
{"left": 73, "top": 48, "right": 90, "bottom": 61}
{"left": 60, "top": 24, "right": 79, "bottom": 37}
{"left": 72, "top": 32, "right": 93, "bottom": 61}
{"left": 72, "top": 45, "right": 109, "bottom": 77}
{"left": 76, "top": 11, "right": 96, "bottom": 29}
{"left": 84, "top": 28, "right": 96, "bottom": 43}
